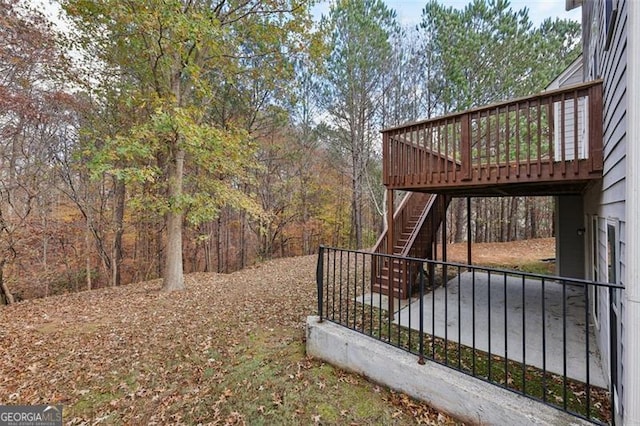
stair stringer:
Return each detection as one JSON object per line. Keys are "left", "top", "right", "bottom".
{"left": 371, "top": 192, "right": 449, "bottom": 299}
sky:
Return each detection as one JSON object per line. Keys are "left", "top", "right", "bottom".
{"left": 36, "top": 0, "right": 581, "bottom": 33}
{"left": 311, "top": 0, "right": 581, "bottom": 27}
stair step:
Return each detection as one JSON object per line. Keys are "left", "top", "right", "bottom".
{"left": 372, "top": 193, "right": 451, "bottom": 286}
{"left": 371, "top": 284, "right": 405, "bottom": 299}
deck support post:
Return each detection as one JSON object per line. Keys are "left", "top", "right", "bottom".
{"left": 386, "top": 188, "right": 394, "bottom": 313}
{"left": 442, "top": 196, "right": 448, "bottom": 263}
{"left": 466, "top": 197, "right": 472, "bottom": 267}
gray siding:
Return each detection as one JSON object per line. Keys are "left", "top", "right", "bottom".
{"left": 549, "top": 60, "right": 588, "bottom": 160}
{"left": 582, "top": 0, "right": 627, "bottom": 417}
{"left": 559, "top": 67, "right": 587, "bottom": 160}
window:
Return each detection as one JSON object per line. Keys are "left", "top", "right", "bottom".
{"left": 604, "top": 0, "right": 618, "bottom": 51}
{"left": 606, "top": 220, "right": 620, "bottom": 413}
{"left": 607, "top": 222, "right": 618, "bottom": 290}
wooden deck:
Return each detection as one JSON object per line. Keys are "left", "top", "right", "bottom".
{"left": 382, "top": 81, "right": 603, "bottom": 196}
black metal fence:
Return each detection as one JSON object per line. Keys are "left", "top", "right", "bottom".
{"left": 315, "top": 246, "right": 623, "bottom": 425}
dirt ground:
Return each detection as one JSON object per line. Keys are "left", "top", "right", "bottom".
{"left": 442, "top": 237, "right": 555, "bottom": 266}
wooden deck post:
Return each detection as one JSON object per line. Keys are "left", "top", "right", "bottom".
{"left": 386, "top": 188, "right": 394, "bottom": 313}
{"left": 442, "top": 195, "right": 448, "bottom": 263}
{"left": 589, "top": 84, "right": 604, "bottom": 172}
{"left": 382, "top": 132, "right": 389, "bottom": 186}
{"left": 461, "top": 114, "right": 472, "bottom": 181}
{"left": 466, "top": 197, "right": 472, "bottom": 267}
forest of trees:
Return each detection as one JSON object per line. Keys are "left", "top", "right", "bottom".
{"left": 0, "top": 0, "right": 580, "bottom": 303}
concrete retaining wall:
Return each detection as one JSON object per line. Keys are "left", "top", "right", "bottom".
{"left": 306, "top": 316, "right": 590, "bottom": 425}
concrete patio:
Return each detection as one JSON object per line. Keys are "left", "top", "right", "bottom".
{"left": 393, "top": 272, "right": 608, "bottom": 388}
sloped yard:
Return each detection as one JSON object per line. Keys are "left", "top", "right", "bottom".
{"left": 0, "top": 255, "right": 459, "bottom": 425}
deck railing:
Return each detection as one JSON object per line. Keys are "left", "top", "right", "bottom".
{"left": 316, "top": 246, "right": 622, "bottom": 425}
{"left": 382, "top": 81, "right": 603, "bottom": 191}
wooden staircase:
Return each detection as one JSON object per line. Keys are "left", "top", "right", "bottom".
{"left": 371, "top": 192, "right": 449, "bottom": 299}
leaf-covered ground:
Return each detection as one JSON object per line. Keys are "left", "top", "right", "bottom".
{"left": 0, "top": 255, "right": 461, "bottom": 425}
{"left": 444, "top": 237, "right": 555, "bottom": 267}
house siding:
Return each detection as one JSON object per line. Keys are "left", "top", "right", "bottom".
{"left": 582, "top": 0, "right": 627, "bottom": 420}
{"left": 547, "top": 58, "right": 589, "bottom": 160}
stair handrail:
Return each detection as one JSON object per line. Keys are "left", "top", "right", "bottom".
{"left": 390, "top": 134, "right": 463, "bottom": 166}
{"left": 398, "top": 193, "right": 439, "bottom": 256}
{"left": 370, "top": 191, "right": 415, "bottom": 254}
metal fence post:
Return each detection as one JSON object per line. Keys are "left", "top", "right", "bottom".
{"left": 316, "top": 246, "right": 324, "bottom": 322}
{"left": 418, "top": 265, "right": 425, "bottom": 365}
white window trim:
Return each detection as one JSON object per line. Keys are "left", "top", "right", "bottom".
{"left": 590, "top": 215, "right": 600, "bottom": 329}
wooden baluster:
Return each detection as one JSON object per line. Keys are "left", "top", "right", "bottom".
{"left": 453, "top": 119, "right": 458, "bottom": 182}
{"left": 537, "top": 97, "right": 542, "bottom": 177}
{"left": 516, "top": 104, "right": 521, "bottom": 178}
{"left": 506, "top": 105, "right": 511, "bottom": 179}
{"left": 396, "top": 133, "right": 401, "bottom": 187}
{"left": 526, "top": 100, "right": 532, "bottom": 177}
{"left": 416, "top": 126, "right": 420, "bottom": 184}
{"left": 486, "top": 109, "right": 491, "bottom": 180}
{"left": 398, "top": 132, "right": 403, "bottom": 187}
{"left": 390, "top": 134, "right": 394, "bottom": 186}
{"left": 437, "top": 122, "right": 442, "bottom": 183}
{"left": 427, "top": 124, "right": 432, "bottom": 184}
{"left": 548, "top": 96, "right": 554, "bottom": 176}
{"left": 421, "top": 124, "right": 426, "bottom": 184}
{"left": 477, "top": 111, "right": 482, "bottom": 180}
{"left": 461, "top": 114, "right": 471, "bottom": 181}
{"left": 496, "top": 107, "right": 501, "bottom": 180}
{"left": 561, "top": 92, "right": 566, "bottom": 176}
{"left": 444, "top": 118, "right": 449, "bottom": 183}
{"left": 383, "top": 132, "right": 389, "bottom": 186}
{"left": 573, "top": 91, "right": 579, "bottom": 175}
{"left": 403, "top": 132, "right": 408, "bottom": 186}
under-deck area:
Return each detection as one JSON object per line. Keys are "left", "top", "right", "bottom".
{"left": 394, "top": 271, "right": 607, "bottom": 388}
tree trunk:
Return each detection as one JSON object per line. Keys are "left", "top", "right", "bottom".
{"left": 350, "top": 127, "right": 364, "bottom": 249}
{"left": 524, "top": 197, "right": 531, "bottom": 239}
{"left": 529, "top": 202, "right": 537, "bottom": 239}
{"left": 453, "top": 198, "right": 464, "bottom": 243}
{"left": 204, "top": 221, "right": 213, "bottom": 273}
{"left": 0, "top": 260, "right": 14, "bottom": 305}
{"left": 225, "top": 211, "right": 230, "bottom": 273}
{"left": 301, "top": 181, "right": 311, "bottom": 255}
{"left": 163, "top": 147, "right": 185, "bottom": 291}
{"left": 473, "top": 198, "right": 481, "bottom": 243}
{"left": 85, "top": 219, "right": 92, "bottom": 290}
{"left": 508, "top": 197, "right": 518, "bottom": 241}
{"left": 351, "top": 174, "right": 363, "bottom": 249}
{"left": 112, "top": 177, "right": 125, "bottom": 287}
{"left": 499, "top": 198, "right": 505, "bottom": 241}
{"left": 239, "top": 210, "right": 246, "bottom": 269}
{"left": 216, "top": 215, "right": 223, "bottom": 273}
{"left": 155, "top": 223, "right": 163, "bottom": 279}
